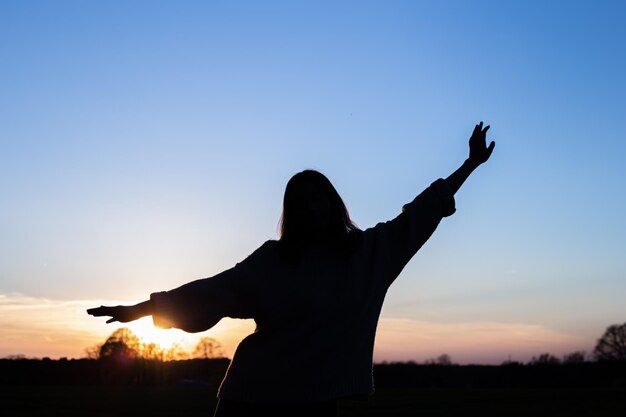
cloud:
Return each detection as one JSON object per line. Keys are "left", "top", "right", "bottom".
{"left": 0, "top": 293, "right": 592, "bottom": 364}
{"left": 374, "top": 317, "right": 591, "bottom": 365}
{"left": 0, "top": 293, "right": 117, "bottom": 358}
{"left": 0, "top": 293, "right": 253, "bottom": 359}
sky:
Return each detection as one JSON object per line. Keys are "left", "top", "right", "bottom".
{"left": 1, "top": 0, "right": 625, "bottom": 365}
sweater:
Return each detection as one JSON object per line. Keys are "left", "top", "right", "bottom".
{"left": 150, "top": 178, "right": 455, "bottom": 404}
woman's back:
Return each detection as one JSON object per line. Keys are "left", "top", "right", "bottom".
{"left": 86, "top": 121, "right": 495, "bottom": 416}
{"left": 217, "top": 177, "right": 456, "bottom": 403}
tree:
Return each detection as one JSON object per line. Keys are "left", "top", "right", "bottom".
{"left": 140, "top": 342, "right": 165, "bottom": 361}
{"left": 140, "top": 341, "right": 189, "bottom": 361}
{"left": 99, "top": 328, "right": 141, "bottom": 360}
{"left": 4, "top": 354, "right": 26, "bottom": 360}
{"left": 593, "top": 323, "right": 626, "bottom": 361}
{"left": 84, "top": 343, "right": 101, "bottom": 359}
{"left": 562, "top": 350, "right": 586, "bottom": 364}
{"left": 436, "top": 354, "right": 453, "bottom": 366}
{"left": 529, "top": 353, "right": 560, "bottom": 365}
{"left": 164, "top": 342, "right": 189, "bottom": 361}
{"left": 422, "top": 354, "right": 453, "bottom": 365}
{"left": 193, "top": 337, "right": 226, "bottom": 359}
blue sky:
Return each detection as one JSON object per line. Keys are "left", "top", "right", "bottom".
{"left": 1, "top": 0, "right": 625, "bottom": 363}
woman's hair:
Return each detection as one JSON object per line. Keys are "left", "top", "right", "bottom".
{"left": 279, "top": 169, "right": 359, "bottom": 249}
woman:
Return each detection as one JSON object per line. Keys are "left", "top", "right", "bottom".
{"left": 87, "top": 122, "right": 495, "bottom": 416}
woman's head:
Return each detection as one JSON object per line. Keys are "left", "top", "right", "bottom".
{"left": 279, "top": 170, "right": 358, "bottom": 245}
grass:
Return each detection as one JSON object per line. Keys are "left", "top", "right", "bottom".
{"left": 2, "top": 385, "right": 625, "bottom": 416}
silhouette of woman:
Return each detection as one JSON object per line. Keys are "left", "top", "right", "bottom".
{"left": 88, "top": 122, "right": 495, "bottom": 417}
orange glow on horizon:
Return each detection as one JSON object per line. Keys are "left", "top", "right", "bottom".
{"left": 0, "top": 293, "right": 593, "bottom": 363}
{"left": 124, "top": 317, "right": 194, "bottom": 351}
{"left": 120, "top": 317, "right": 256, "bottom": 358}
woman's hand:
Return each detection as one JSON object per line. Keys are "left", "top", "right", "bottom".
{"left": 87, "top": 303, "right": 149, "bottom": 324}
{"left": 468, "top": 121, "right": 495, "bottom": 167}
{"left": 444, "top": 121, "right": 496, "bottom": 195}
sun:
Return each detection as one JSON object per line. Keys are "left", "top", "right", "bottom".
{"left": 124, "top": 316, "right": 198, "bottom": 351}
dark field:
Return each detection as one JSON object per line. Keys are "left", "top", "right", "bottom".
{"left": 3, "top": 385, "right": 625, "bottom": 417}
{"left": 3, "top": 360, "right": 625, "bottom": 416}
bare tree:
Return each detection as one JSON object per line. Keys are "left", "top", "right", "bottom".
{"left": 193, "top": 336, "right": 226, "bottom": 359}
{"left": 530, "top": 353, "right": 560, "bottom": 365}
{"left": 562, "top": 350, "right": 586, "bottom": 364}
{"left": 164, "top": 342, "right": 189, "bottom": 361}
{"left": 4, "top": 354, "right": 26, "bottom": 360}
{"left": 437, "top": 354, "right": 453, "bottom": 366}
{"left": 99, "top": 327, "right": 141, "bottom": 359}
{"left": 593, "top": 323, "right": 626, "bottom": 361}
{"left": 422, "top": 353, "right": 453, "bottom": 365}
{"left": 140, "top": 342, "right": 165, "bottom": 361}
{"left": 84, "top": 343, "right": 101, "bottom": 359}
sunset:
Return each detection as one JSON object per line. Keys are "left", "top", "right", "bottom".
{"left": 2, "top": 0, "right": 625, "bottom": 415}
{"left": 0, "top": 293, "right": 592, "bottom": 364}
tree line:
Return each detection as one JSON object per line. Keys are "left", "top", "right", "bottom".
{"left": 82, "top": 327, "right": 227, "bottom": 361}
{"left": 3, "top": 322, "right": 625, "bottom": 364}
{"left": 1, "top": 322, "right": 624, "bottom": 387}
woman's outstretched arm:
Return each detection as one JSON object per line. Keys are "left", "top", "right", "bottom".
{"left": 445, "top": 121, "right": 495, "bottom": 195}
{"left": 87, "top": 300, "right": 153, "bottom": 324}
{"left": 86, "top": 240, "right": 272, "bottom": 332}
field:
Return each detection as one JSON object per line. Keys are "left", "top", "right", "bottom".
{"left": 3, "top": 385, "right": 625, "bottom": 417}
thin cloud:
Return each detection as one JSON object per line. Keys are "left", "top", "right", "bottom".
{"left": 375, "top": 317, "right": 591, "bottom": 364}
{"left": 0, "top": 293, "right": 250, "bottom": 359}
{"left": 1, "top": 293, "right": 591, "bottom": 363}
{"left": 0, "top": 293, "right": 123, "bottom": 358}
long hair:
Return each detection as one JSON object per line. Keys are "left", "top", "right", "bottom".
{"left": 279, "top": 170, "right": 360, "bottom": 257}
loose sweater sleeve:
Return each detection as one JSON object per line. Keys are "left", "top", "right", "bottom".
{"left": 149, "top": 241, "right": 270, "bottom": 333}
{"left": 365, "top": 178, "right": 455, "bottom": 287}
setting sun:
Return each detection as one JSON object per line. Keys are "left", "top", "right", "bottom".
{"left": 123, "top": 317, "right": 198, "bottom": 352}
{"left": 111, "top": 316, "right": 255, "bottom": 359}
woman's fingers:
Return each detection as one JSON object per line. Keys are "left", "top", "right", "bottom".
{"left": 86, "top": 306, "right": 106, "bottom": 316}
{"left": 471, "top": 122, "right": 489, "bottom": 141}
{"left": 468, "top": 121, "right": 495, "bottom": 165}
{"left": 473, "top": 122, "right": 482, "bottom": 136}
{"left": 87, "top": 305, "right": 117, "bottom": 318}
{"left": 487, "top": 141, "right": 496, "bottom": 158}
{"left": 87, "top": 305, "right": 129, "bottom": 324}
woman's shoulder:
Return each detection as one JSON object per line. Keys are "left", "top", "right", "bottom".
{"left": 236, "top": 239, "right": 280, "bottom": 266}
{"left": 251, "top": 239, "right": 281, "bottom": 260}
{"left": 259, "top": 239, "right": 280, "bottom": 251}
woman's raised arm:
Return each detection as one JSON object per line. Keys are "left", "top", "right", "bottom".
{"left": 445, "top": 121, "right": 495, "bottom": 195}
